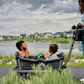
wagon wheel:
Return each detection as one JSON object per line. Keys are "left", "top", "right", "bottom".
{"left": 25, "top": 73, "right": 29, "bottom": 80}
{"left": 18, "top": 73, "right": 22, "bottom": 77}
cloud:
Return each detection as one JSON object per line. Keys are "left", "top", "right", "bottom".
{"left": 0, "top": 0, "right": 78, "bottom": 21}
{"left": 0, "top": 0, "right": 81, "bottom": 35}
{"left": 0, "top": 15, "right": 17, "bottom": 21}
{"left": 0, "top": 25, "right": 5, "bottom": 29}
{"left": 0, "top": 0, "right": 78, "bottom": 14}
{"left": 16, "top": 0, "right": 55, "bottom": 10}
{"left": 35, "top": 19, "right": 52, "bottom": 23}
{"left": 57, "top": 16, "right": 81, "bottom": 21}
{"left": 9, "top": 29, "right": 19, "bottom": 34}
{"left": 44, "top": 0, "right": 78, "bottom": 13}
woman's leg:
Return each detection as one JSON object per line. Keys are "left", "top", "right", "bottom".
{"left": 82, "top": 39, "right": 84, "bottom": 56}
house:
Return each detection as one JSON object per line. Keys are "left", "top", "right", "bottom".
{"left": 29, "top": 34, "right": 34, "bottom": 38}
{"left": 54, "top": 32, "right": 63, "bottom": 38}
{"left": 37, "top": 34, "right": 41, "bottom": 39}
{"left": 34, "top": 32, "right": 39, "bottom": 38}
{"left": 2, "top": 35, "right": 6, "bottom": 39}
{"left": 6, "top": 35, "right": 11, "bottom": 39}
{"left": 43, "top": 32, "right": 52, "bottom": 38}
{"left": 9, "top": 35, "right": 15, "bottom": 39}
{"left": 64, "top": 30, "right": 73, "bottom": 37}
{"left": 13, "top": 35, "right": 22, "bottom": 39}
{"left": 0, "top": 36, "right": 3, "bottom": 40}
{"left": 40, "top": 33, "right": 44, "bottom": 39}
{"left": 20, "top": 34, "right": 29, "bottom": 39}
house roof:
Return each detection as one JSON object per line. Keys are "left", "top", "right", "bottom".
{"left": 20, "top": 34, "right": 28, "bottom": 37}
{"left": 55, "top": 32, "right": 63, "bottom": 34}
{"left": 64, "top": 30, "right": 73, "bottom": 34}
{"left": 29, "top": 34, "right": 34, "bottom": 37}
{"left": 43, "top": 32, "right": 52, "bottom": 35}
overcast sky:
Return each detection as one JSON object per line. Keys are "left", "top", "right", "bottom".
{"left": 0, "top": 0, "right": 82, "bottom": 35}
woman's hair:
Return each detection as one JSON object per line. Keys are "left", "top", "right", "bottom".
{"left": 78, "top": 0, "right": 84, "bottom": 14}
{"left": 16, "top": 41, "right": 24, "bottom": 51}
{"left": 49, "top": 44, "right": 58, "bottom": 53}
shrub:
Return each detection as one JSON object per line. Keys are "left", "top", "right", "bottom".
{"left": 0, "top": 69, "right": 25, "bottom": 84}
{"left": 0, "top": 66, "right": 82, "bottom": 84}
{"left": 1, "top": 58, "right": 8, "bottom": 64}
{"left": 11, "top": 59, "right": 16, "bottom": 64}
{"left": 0, "top": 54, "right": 15, "bottom": 65}
{"left": 3, "top": 55, "right": 15, "bottom": 62}
{"left": 75, "top": 54, "right": 84, "bottom": 59}
{"left": 0, "top": 54, "right": 3, "bottom": 59}
{"left": 29, "top": 65, "right": 81, "bottom": 84}
{"left": 0, "top": 60, "right": 2, "bottom": 64}
{"left": 70, "top": 58, "right": 76, "bottom": 63}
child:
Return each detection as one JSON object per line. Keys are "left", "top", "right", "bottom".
{"left": 42, "top": 44, "right": 58, "bottom": 59}
{"left": 16, "top": 41, "right": 31, "bottom": 58}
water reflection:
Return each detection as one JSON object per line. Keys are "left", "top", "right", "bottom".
{"left": 0, "top": 41, "right": 83, "bottom": 56}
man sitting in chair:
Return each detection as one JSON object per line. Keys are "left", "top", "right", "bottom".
{"left": 16, "top": 41, "right": 31, "bottom": 58}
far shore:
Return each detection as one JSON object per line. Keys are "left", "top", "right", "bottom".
{"left": 1, "top": 37, "right": 81, "bottom": 43}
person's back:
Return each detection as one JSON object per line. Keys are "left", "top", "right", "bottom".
{"left": 16, "top": 41, "right": 31, "bottom": 58}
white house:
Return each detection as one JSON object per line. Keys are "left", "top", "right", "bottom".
{"left": 34, "top": 32, "right": 39, "bottom": 38}
{"left": 54, "top": 32, "right": 63, "bottom": 38}
{"left": 0, "top": 36, "right": 3, "bottom": 40}
{"left": 20, "top": 34, "right": 29, "bottom": 38}
{"left": 43, "top": 32, "right": 52, "bottom": 38}
{"left": 37, "top": 34, "right": 41, "bottom": 39}
{"left": 64, "top": 30, "right": 73, "bottom": 37}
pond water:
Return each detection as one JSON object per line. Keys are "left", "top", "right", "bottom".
{"left": 0, "top": 41, "right": 83, "bottom": 56}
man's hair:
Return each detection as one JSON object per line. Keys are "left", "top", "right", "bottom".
{"left": 49, "top": 44, "right": 58, "bottom": 53}
{"left": 16, "top": 41, "right": 24, "bottom": 51}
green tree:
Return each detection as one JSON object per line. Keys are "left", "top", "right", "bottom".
{"left": 61, "top": 34, "right": 64, "bottom": 38}
{"left": 64, "top": 34, "right": 68, "bottom": 39}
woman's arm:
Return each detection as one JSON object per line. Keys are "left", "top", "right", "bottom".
{"left": 27, "top": 49, "right": 31, "bottom": 56}
{"left": 24, "top": 47, "right": 31, "bottom": 58}
{"left": 24, "top": 49, "right": 28, "bottom": 58}
{"left": 77, "top": 22, "right": 84, "bottom": 27}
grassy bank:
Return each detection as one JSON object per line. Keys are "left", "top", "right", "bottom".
{"left": 0, "top": 54, "right": 16, "bottom": 66}
{"left": 64, "top": 54, "right": 84, "bottom": 62}
{"left": 0, "top": 64, "right": 16, "bottom": 67}
{"left": 0, "top": 40, "right": 2, "bottom": 42}
{"left": 21, "top": 38, "right": 72, "bottom": 43}
{"left": 2, "top": 38, "right": 74, "bottom": 43}
{"left": 0, "top": 53, "right": 84, "bottom": 67}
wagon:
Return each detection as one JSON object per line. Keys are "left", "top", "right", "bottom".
{"left": 13, "top": 52, "right": 64, "bottom": 79}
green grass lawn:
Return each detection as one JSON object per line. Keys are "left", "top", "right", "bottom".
{"left": 2, "top": 37, "right": 82, "bottom": 43}
{"left": 2, "top": 38, "right": 73, "bottom": 43}
{"left": 67, "top": 62, "right": 84, "bottom": 67}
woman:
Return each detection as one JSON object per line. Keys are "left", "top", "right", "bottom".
{"left": 77, "top": 0, "right": 84, "bottom": 26}
{"left": 74, "top": 0, "right": 84, "bottom": 55}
